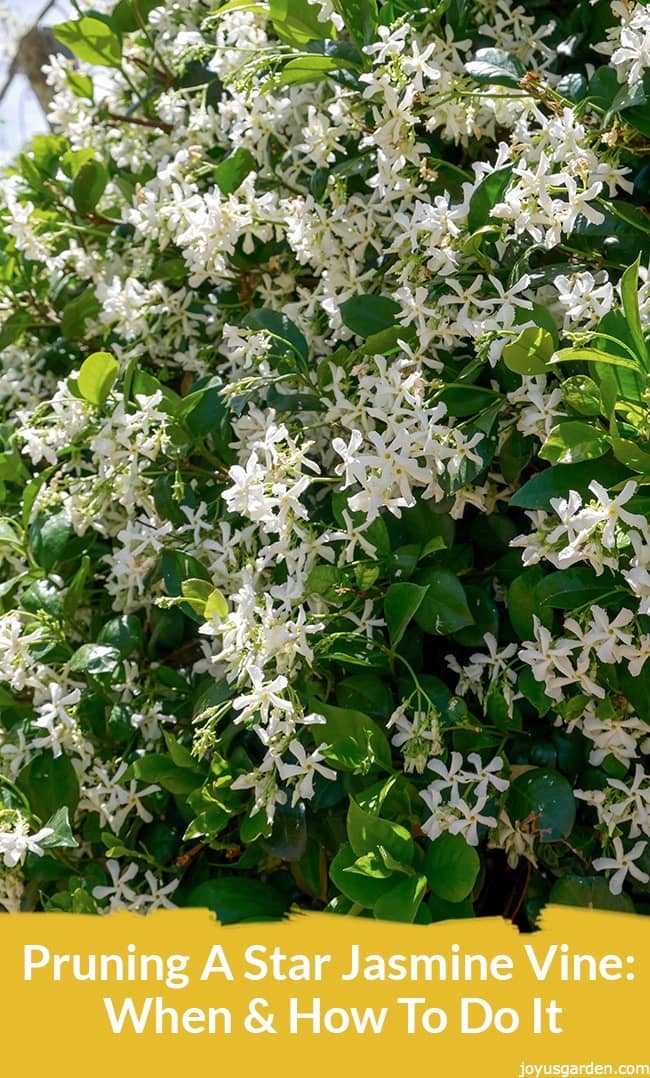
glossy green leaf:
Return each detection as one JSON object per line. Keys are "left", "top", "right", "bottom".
{"left": 214, "top": 147, "right": 257, "bottom": 195}
{"left": 72, "top": 160, "right": 108, "bottom": 215}
{"left": 507, "top": 768, "right": 575, "bottom": 843}
{"left": 187, "top": 877, "right": 288, "bottom": 923}
{"left": 330, "top": 842, "right": 398, "bottom": 907}
{"left": 413, "top": 568, "right": 474, "bottom": 635}
{"left": 347, "top": 796, "right": 415, "bottom": 865}
{"left": 465, "top": 47, "right": 525, "bottom": 85}
{"left": 510, "top": 460, "right": 629, "bottom": 509}
{"left": 269, "top": 0, "right": 335, "bottom": 46}
{"left": 40, "top": 807, "right": 79, "bottom": 849}
{"left": 384, "top": 582, "right": 427, "bottom": 647}
{"left": 17, "top": 751, "right": 80, "bottom": 821}
{"left": 309, "top": 699, "right": 392, "bottom": 771}
{"left": 77, "top": 352, "right": 119, "bottom": 407}
{"left": 540, "top": 420, "right": 609, "bottom": 465}
{"left": 562, "top": 375, "right": 603, "bottom": 417}
{"left": 374, "top": 873, "right": 427, "bottom": 922}
{"left": 424, "top": 832, "right": 480, "bottom": 903}
{"left": 502, "top": 326, "right": 554, "bottom": 375}
{"left": 336, "top": 0, "right": 378, "bottom": 46}
{"left": 340, "top": 294, "right": 402, "bottom": 337}
{"left": 54, "top": 17, "right": 122, "bottom": 67}
{"left": 551, "top": 347, "right": 641, "bottom": 372}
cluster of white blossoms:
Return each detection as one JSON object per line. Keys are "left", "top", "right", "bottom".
{"left": 420, "top": 752, "right": 510, "bottom": 846}
{"left": 0, "top": 0, "right": 647, "bottom": 916}
{"left": 596, "top": 0, "right": 650, "bottom": 86}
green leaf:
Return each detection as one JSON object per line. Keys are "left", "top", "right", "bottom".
{"left": 65, "top": 71, "right": 94, "bottom": 100}
{"left": 467, "top": 167, "right": 511, "bottom": 233}
{"left": 162, "top": 731, "right": 197, "bottom": 769}
{"left": 205, "top": 588, "right": 228, "bottom": 620}
{"left": 562, "top": 375, "right": 603, "bottom": 417}
{"left": 29, "top": 509, "right": 78, "bottom": 571}
{"left": 465, "top": 47, "right": 525, "bottom": 86}
{"left": 132, "top": 755, "right": 203, "bottom": 795}
{"left": 260, "top": 801, "right": 307, "bottom": 862}
{"left": 374, "top": 874, "right": 427, "bottom": 922}
{"left": 330, "top": 843, "right": 398, "bottom": 907}
{"left": 595, "top": 311, "right": 646, "bottom": 407}
{"left": 54, "top": 17, "right": 123, "bottom": 67}
{"left": 181, "top": 578, "right": 213, "bottom": 615}
{"left": 620, "top": 257, "right": 648, "bottom": 369}
{"left": 510, "top": 459, "right": 629, "bottom": 509}
{"left": 536, "top": 568, "right": 619, "bottom": 611}
{"left": 556, "top": 72, "right": 587, "bottom": 103}
{"left": 452, "top": 584, "right": 499, "bottom": 648}
{"left": 507, "top": 768, "right": 575, "bottom": 843}
{"left": 437, "top": 384, "right": 500, "bottom": 417}
{"left": 310, "top": 699, "right": 392, "bottom": 771}
{"left": 339, "top": 294, "right": 401, "bottom": 337}
{"left": 551, "top": 347, "right": 641, "bottom": 372}
{"left": 499, "top": 428, "right": 534, "bottom": 484}
{"left": 540, "top": 420, "right": 609, "bottom": 465}
{"left": 29, "top": 134, "right": 67, "bottom": 176}
{"left": 428, "top": 893, "right": 475, "bottom": 922}
{"left": 424, "top": 832, "right": 480, "bottom": 903}
{"left": 187, "top": 877, "right": 288, "bottom": 923}
{"left": 77, "top": 351, "right": 119, "bottom": 407}
{"left": 111, "top": 0, "right": 160, "bottom": 33}
{"left": 184, "top": 805, "right": 229, "bottom": 841}
{"left": 384, "top": 582, "right": 427, "bottom": 647}
{"left": 502, "top": 326, "right": 554, "bottom": 375}
{"left": 609, "top": 434, "right": 650, "bottom": 473}
{"left": 69, "top": 644, "right": 121, "bottom": 675}
{"left": 277, "top": 54, "right": 346, "bottom": 86}
{"left": 17, "top": 751, "right": 80, "bottom": 821}
{"left": 347, "top": 796, "right": 414, "bottom": 865}
{"left": 40, "top": 807, "right": 79, "bottom": 849}
{"left": 72, "top": 160, "right": 108, "bottom": 215}
{"left": 61, "top": 288, "right": 100, "bottom": 339}
{"left": 97, "top": 614, "right": 143, "bottom": 657}
{"left": 0, "top": 311, "right": 34, "bottom": 349}
{"left": 518, "top": 666, "right": 552, "bottom": 717}
{"left": 214, "top": 147, "right": 257, "bottom": 195}
{"left": 21, "top": 579, "right": 63, "bottom": 618}
{"left": 343, "top": 850, "right": 394, "bottom": 879}
{"left": 242, "top": 308, "right": 308, "bottom": 368}
{"left": 336, "top": 0, "right": 377, "bottom": 46}
{"left": 550, "top": 875, "right": 634, "bottom": 913}
{"left": 336, "top": 674, "right": 393, "bottom": 719}
{"left": 413, "top": 568, "right": 474, "bottom": 635}
{"left": 269, "top": 0, "right": 334, "bottom": 46}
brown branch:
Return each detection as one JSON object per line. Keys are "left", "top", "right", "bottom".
{"left": 103, "top": 111, "right": 172, "bottom": 134}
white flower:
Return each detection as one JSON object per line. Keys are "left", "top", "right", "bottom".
{"left": 593, "top": 837, "right": 649, "bottom": 895}
{"left": 447, "top": 796, "right": 497, "bottom": 847}
{"left": 580, "top": 480, "right": 645, "bottom": 549}
{"left": 463, "top": 754, "right": 510, "bottom": 799}
{"left": 232, "top": 666, "right": 293, "bottom": 725}
{"left": 277, "top": 740, "right": 336, "bottom": 804}
{"left": 581, "top": 606, "right": 635, "bottom": 664}
{"left": 0, "top": 818, "right": 54, "bottom": 868}
{"left": 92, "top": 859, "right": 139, "bottom": 911}
{"left": 134, "top": 870, "right": 179, "bottom": 911}
{"left": 427, "top": 752, "right": 466, "bottom": 801}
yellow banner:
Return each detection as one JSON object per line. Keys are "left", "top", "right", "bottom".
{"left": 4, "top": 907, "right": 649, "bottom": 1077}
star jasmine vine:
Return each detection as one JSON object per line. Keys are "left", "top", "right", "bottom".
{"left": 0, "top": 0, "right": 648, "bottom": 924}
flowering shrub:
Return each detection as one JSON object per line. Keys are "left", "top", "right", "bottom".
{"left": 0, "top": 0, "right": 649, "bottom": 924}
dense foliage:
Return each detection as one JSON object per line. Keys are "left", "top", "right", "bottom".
{"left": 0, "top": 0, "right": 649, "bottom": 924}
